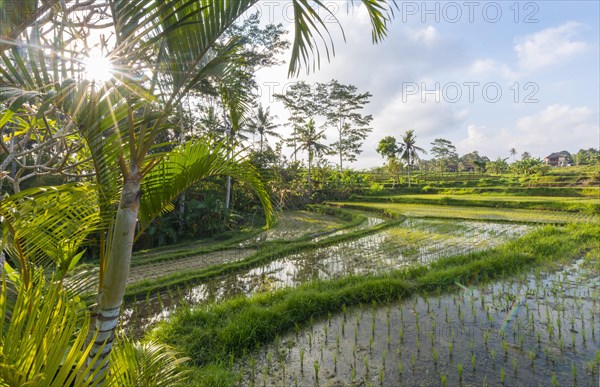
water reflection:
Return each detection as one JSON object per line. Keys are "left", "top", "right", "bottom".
{"left": 124, "top": 218, "right": 534, "bottom": 334}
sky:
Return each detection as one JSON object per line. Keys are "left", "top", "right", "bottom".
{"left": 249, "top": 1, "right": 600, "bottom": 169}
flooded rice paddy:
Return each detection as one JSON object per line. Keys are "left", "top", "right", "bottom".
{"left": 124, "top": 218, "right": 533, "bottom": 334}
{"left": 240, "top": 259, "right": 599, "bottom": 386}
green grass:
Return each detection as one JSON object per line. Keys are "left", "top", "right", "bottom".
{"left": 347, "top": 194, "right": 600, "bottom": 214}
{"left": 332, "top": 201, "right": 598, "bottom": 223}
{"left": 149, "top": 222, "right": 600, "bottom": 385}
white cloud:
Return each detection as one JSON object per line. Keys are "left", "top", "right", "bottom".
{"left": 514, "top": 22, "right": 588, "bottom": 71}
{"left": 469, "top": 59, "right": 517, "bottom": 80}
{"left": 375, "top": 92, "right": 468, "bottom": 136}
{"left": 406, "top": 26, "right": 439, "bottom": 45}
{"left": 458, "top": 105, "right": 599, "bottom": 158}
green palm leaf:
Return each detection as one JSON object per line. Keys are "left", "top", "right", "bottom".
{"left": 139, "top": 137, "right": 273, "bottom": 231}
{"left": 109, "top": 336, "right": 190, "bottom": 386}
{"left": 0, "top": 270, "right": 104, "bottom": 386}
{"left": 0, "top": 183, "right": 101, "bottom": 277}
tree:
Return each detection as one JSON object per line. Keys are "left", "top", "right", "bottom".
{"left": 323, "top": 80, "right": 373, "bottom": 172}
{"left": 398, "top": 130, "right": 426, "bottom": 187}
{"left": 247, "top": 105, "right": 280, "bottom": 152}
{"left": 274, "top": 81, "right": 326, "bottom": 161}
{"left": 1, "top": 1, "right": 396, "bottom": 380}
{"left": 376, "top": 136, "right": 401, "bottom": 187}
{"left": 509, "top": 147, "right": 517, "bottom": 161}
{"left": 430, "top": 138, "right": 458, "bottom": 172}
{"left": 197, "top": 105, "right": 225, "bottom": 136}
{"left": 575, "top": 148, "right": 600, "bottom": 165}
{"left": 459, "top": 151, "right": 489, "bottom": 173}
{"left": 295, "top": 118, "right": 329, "bottom": 186}
{"left": 376, "top": 136, "right": 399, "bottom": 160}
{"left": 486, "top": 157, "right": 509, "bottom": 175}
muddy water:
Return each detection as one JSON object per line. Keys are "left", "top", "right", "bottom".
{"left": 242, "top": 259, "right": 599, "bottom": 386}
{"left": 123, "top": 219, "right": 533, "bottom": 335}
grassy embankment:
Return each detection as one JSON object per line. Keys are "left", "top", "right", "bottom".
{"left": 330, "top": 201, "right": 598, "bottom": 224}
{"left": 345, "top": 194, "right": 600, "bottom": 214}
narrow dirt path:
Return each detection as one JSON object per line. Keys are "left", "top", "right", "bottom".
{"left": 127, "top": 248, "right": 256, "bottom": 284}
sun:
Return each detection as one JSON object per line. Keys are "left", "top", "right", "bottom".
{"left": 82, "top": 50, "right": 114, "bottom": 83}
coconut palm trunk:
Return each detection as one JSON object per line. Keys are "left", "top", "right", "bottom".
{"left": 338, "top": 128, "right": 343, "bottom": 173}
{"left": 89, "top": 172, "right": 141, "bottom": 373}
{"left": 407, "top": 153, "right": 411, "bottom": 187}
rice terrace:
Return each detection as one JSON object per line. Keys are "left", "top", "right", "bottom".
{"left": 0, "top": 1, "right": 598, "bottom": 386}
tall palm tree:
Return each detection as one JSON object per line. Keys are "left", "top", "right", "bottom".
{"left": 398, "top": 130, "right": 426, "bottom": 187}
{"left": 247, "top": 105, "right": 280, "bottom": 152}
{"left": 295, "top": 118, "right": 329, "bottom": 186}
{"left": 509, "top": 147, "right": 517, "bottom": 162}
{"left": 198, "top": 105, "right": 225, "bottom": 136}
{"left": 0, "top": 0, "right": 396, "bottom": 380}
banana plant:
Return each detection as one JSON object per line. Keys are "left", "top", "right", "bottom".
{"left": 0, "top": 0, "right": 397, "bottom": 380}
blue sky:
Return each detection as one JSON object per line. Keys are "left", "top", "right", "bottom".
{"left": 254, "top": 1, "right": 600, "bottom": 168}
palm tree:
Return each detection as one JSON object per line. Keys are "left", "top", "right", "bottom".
{"left": 247, "top": 105, "right": 280, "bottom": 152}
{"left": 0, "top": 0, "right": 396, "bottom": 380}
{"left": 198, "top": 105, "right": 225, "bottom": 136}
{"left": 398, "top": 130, "right": 426, "bottom": 187}
{"left": 295, "top": 118, "right": 329, "bottom": 186}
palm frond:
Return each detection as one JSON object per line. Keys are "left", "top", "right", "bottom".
{"left": 109, "top": 336, "right": 190, "bottom": 386}
{"left": 138, "top": 137, "right": 273, "bottom": 231}
{"left": 0, "top": 183, "right": 101, "bottom": 277}
{"left": 0, "top": 269, "right": 104, "bottom": 386}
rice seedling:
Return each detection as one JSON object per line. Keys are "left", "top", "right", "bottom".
{"left": 529, "top": 350, "right": 535, "bottom": 366}
{"left": 333, "top": 352, "right": 337, "bottom": 373}
{"left": 484, "top": 330, "right": 489, "bottom": 346}
{"left": 519, "top": 335, "right": 524, "bottom": 349}
{"left": 500, "top": 367, "right": 505, "bottom": 384}
{"left": 457, "top": 363, "right": 463, "bottom": 380}
{"left": 441, "top": 373, "right": 447, "bottom": 387}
